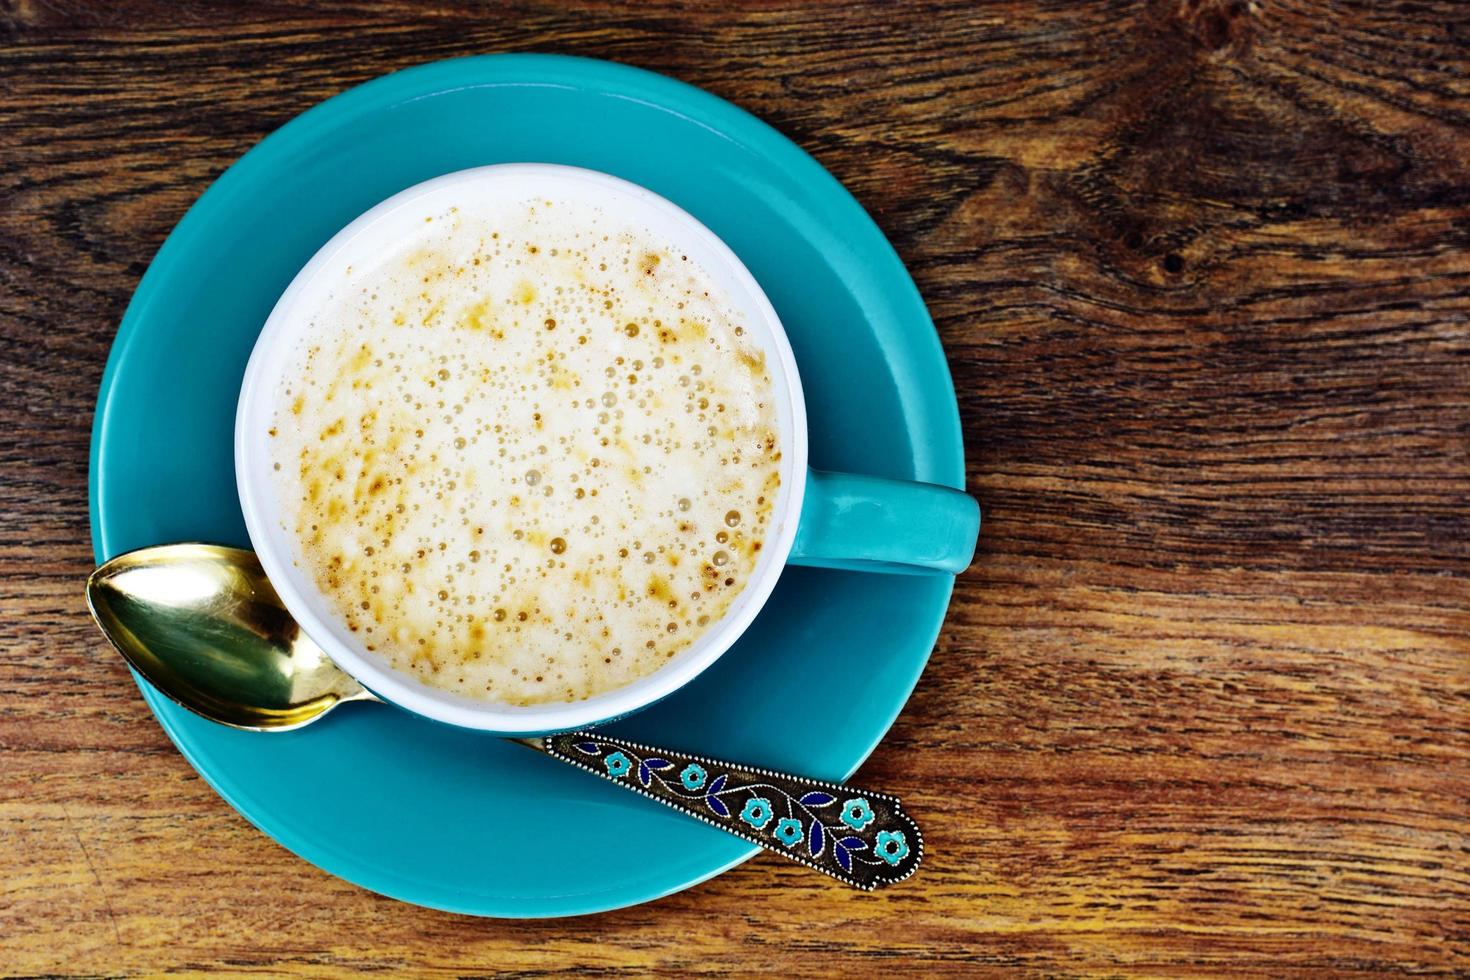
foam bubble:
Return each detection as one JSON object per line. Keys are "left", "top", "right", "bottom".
{"left": 269, "top": 195, "right": 780, "bottom": 706}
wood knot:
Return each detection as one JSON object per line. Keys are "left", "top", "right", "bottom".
{"left": 1173, "top": 0, "right": 1255, "bottom": 53}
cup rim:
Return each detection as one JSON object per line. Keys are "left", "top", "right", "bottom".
{"left": 235, "top": 163, "right": 807, "bottom": 734}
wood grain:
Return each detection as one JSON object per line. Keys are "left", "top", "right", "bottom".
{"left": 3, "top": 0, "right": 1469, "bottom": 974}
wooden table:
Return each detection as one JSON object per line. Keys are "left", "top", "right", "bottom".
{"left": 4, "top": 1, "right": 1468, "bottom": 974}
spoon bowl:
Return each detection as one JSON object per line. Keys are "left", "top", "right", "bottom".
{"left": 86, "top": 543, "right": 374, "bottom": 731}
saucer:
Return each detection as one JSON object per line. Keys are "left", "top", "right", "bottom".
{"left": 89, "top": 54, "right": 965, "bottom": 917}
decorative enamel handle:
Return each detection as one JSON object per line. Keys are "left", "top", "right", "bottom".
{"left": 540, "top": 730, "right": 923, "bottom": 890}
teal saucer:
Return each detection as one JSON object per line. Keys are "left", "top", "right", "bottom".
{"left": 89, "top": 54, "right": 964, "bottom": 917}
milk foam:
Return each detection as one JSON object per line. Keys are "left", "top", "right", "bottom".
{"left": 268, "top": 197, "right": 780, "bottom": 705}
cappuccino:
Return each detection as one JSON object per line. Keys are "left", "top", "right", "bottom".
{"left": 267, "top": 196, "right": 780, "bottom": 705}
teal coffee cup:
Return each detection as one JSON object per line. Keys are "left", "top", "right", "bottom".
{"left": 236, "top": 164, "right": 980, "bottom": 735}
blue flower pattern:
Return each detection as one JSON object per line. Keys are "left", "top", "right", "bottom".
{"left": 875, "top": 830, "right": 909, "bottom": 865}
{"left": 773, "top": 818, "right": 804, "bottom": 848}
{"left": 558, "top": 734, "right": 914, "bottom": 883}
{"left": 841, "top": 797, "right": 875, "bottom": 831}
{"left": 740, "top": 797, "right": 774, "bottom": 830}
{"left": 680, "top": 763, "right": 707, "bottom": 791}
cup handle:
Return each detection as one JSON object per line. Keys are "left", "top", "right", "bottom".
{"left": 788, "top": 469, "right": 980, "bottom": 575}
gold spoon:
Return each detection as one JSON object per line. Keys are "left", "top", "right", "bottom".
{"left": 86, "top": 543, "right": 922, "bottom": 889}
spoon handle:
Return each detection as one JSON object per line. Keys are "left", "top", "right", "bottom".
{"left": 538, "top": 730, "right": 922, "bottom": 890}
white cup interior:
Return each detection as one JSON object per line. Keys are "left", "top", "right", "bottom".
{"left": 235, "top": 164, "right": 806, "bottom": 734}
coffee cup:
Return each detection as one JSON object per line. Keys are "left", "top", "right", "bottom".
{"left": 236, "top": 164, "right": 979, "bottom": 735}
